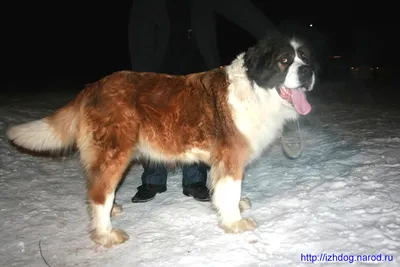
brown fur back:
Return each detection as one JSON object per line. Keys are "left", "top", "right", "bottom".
{"left": 76, "top": 68, "right": 249, "bottom": 165}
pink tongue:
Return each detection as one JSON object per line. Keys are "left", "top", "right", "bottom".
{"left": 290, "top": 89, "right": 311, "bottom": 115}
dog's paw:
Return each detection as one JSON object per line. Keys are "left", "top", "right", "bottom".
{"left": 90, "top": 228, "right": 129, "bottom": 248}
{"left": 239, "top": 197, "right": 252, "bottom": 212}
{"left": 219, "top": 217, "right": 257, "bottom": 234}
{"left": 111, "top": 203, "right": 122, "bottom": 218}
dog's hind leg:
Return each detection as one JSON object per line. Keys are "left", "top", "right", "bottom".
{"left": 85, "top": 146, "right": 134, "bottom": 247}
{"left": 210, "top": 160, "right": 256, "bottom": 234}
{"left": 77, "top": 122, "right": 136, "bottom": 247}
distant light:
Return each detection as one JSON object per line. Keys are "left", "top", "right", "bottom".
{"left": 333, "top": 56, "right": 342, "bottom": 59}
{"left": 376, "top": 67, "right": 379, "bottom": 69}
{"left": 309, "top": 24, "right": 313, "bottom": 27}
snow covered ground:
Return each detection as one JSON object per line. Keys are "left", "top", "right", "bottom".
{"left": 1, "top": 84, "right": 399, "bottom": 267}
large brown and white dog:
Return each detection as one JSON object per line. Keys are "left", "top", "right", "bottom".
{"left": 7, "top": 37, "right": 315, "bottom": 247}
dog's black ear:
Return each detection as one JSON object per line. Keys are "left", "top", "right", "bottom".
{"left": 243, "top": 39, "right": 275, "bottom": 82}
{"left": 243, "top": 45, "right": 261, "bottom": 73}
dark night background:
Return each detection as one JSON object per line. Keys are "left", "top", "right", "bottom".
{"left": 3, "top": 0, "right": 397, "bottom": 101}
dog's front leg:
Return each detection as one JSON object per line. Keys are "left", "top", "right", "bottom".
{"left": 211, "top": 164, "right": 256, "bottom": 233}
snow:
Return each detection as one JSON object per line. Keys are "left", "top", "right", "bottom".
{"left": 1, "top": 84, "right": 399, "bottom": 267}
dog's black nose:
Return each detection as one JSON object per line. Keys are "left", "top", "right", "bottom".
{"left": 299, "top": 65, "right": 313, "bottom": 78}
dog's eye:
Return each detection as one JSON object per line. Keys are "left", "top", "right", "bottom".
{"left": 280, "top": 57, "right": 289, "bottom": 64}
{"left": 299, "top": 52, "right": 309, "bottom": 63}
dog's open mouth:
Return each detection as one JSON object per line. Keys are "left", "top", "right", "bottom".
{"left": 279, "top": 86, "right": 311, "bottom": 115}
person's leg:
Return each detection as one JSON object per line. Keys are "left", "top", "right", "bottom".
{"left": 180, "top": 1, "right": 216, "bottom": 202}
{"left": 152, "top": 0, "right": 170, "bottom": 72}
{"left": 132, "top": 162, "right": 168, "bottom": 203}
{"left": 215, "top": 0, "right": 280, "bottom": 40}
{"left": 129, "top": 0, "right": 170, "bottom": 203}
{"left": 182, "top": 163, "right": 211, "bottom": 201}
{"left": 128, "top": 0, "right": 170, "bottom": 72}
{"left": 190, "top": 0, "right": 221, "bottom": 70}
{"left": 128, "top": 0, "right": 156, "bottom": 72}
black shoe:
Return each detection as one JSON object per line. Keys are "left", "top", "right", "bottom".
{"left": 183, "top": 182, "right": 211, "bottom": 202}
{"left": 131, "top": 184, "right": 167, "bottom": 203}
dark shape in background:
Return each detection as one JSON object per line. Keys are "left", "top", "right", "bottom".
{"left": 3, "top": 0, "right": 397, "bottom": 104}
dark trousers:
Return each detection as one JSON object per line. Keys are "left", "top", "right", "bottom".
{"left": 141, "top": 162, "right": 208, "bottom": 186}
{"left": 128, "top": 0, "right": 170, "bottom": 72}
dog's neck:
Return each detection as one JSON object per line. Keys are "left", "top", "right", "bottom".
{"left": 225, "top": 53, "right": 247, "bottom": 78}
{"left": 225, "top": 54, "right": 298, "bottom": 162}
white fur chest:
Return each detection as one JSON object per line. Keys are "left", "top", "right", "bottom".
{"left": 226, "top": 56, "right": 298, "bottom": 162}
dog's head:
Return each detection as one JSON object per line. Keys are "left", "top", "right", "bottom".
{"left": 243, "top": 37, "right": 315, "bottom": 115}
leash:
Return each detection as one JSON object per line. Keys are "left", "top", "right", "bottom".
{"left": 281, "top": 118, "right": 304, "bottom": 159}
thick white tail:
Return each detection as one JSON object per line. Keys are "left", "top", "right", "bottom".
{"left": 7, "top": 104, "right": 78, "bottom": 152}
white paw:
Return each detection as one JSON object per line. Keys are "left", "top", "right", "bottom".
{"left": 111, "top": 203, "right": 122, "bottom": 218}
{"left": 219, "top": 217, "right": 257, "bottom": 234}
{"left": 239, "top": 197, "right": 252, "bottom": 212}
{"left": 90, "top": 228, "right": 129, "bottom": 248}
